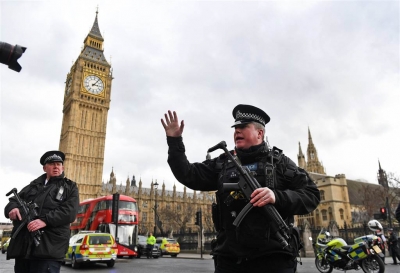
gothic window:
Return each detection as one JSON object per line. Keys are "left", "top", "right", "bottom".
{"left": 320, "top": 190, "right": 325, "bottom": 201}
{"left": 328, "top": 207, "right": 333, "bottom": 221}
{"left": 143, "top": 201, "right": 148, "bottom": 208}
{"left": 142, "top": 212, "right": 147, "bottom": 222}
{"left": 339, "top": 209, "right": 344, "bottom": 220}
{"left": 311, "top": 152, "right": 315, "bottom": 159}
{"left": 321, "top": 209, "right": 327, "bottom": 221}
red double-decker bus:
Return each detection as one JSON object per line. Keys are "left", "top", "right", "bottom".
{"left": 70, "top": 194, "right": 139, "bottom": 257}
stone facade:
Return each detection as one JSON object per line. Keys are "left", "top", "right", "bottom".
{"left": 297, "top": 128, "right": 398, "bottom": 228}
{"left": 97, "top": 169, "right": 215, "bottom": 234}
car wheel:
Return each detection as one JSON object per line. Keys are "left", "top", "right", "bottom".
{"left": 71, "top": 254, "right": 80, "bottom": 269}
{"left": 107, "top": 260, "right": 115, "bottom": 268}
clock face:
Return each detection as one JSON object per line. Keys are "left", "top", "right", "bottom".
{"left": 66, "top": 78, "right": 72, "bottom": 95}
{"left": 84, "top": 75, "right": 104, "bottom": 95}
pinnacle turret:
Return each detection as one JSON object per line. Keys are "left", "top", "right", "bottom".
{"left": 89, "top": 10, "right": 104, "bottom": 41}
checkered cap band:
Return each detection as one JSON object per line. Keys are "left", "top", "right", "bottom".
{"left": 44, "top": 154, "right": 63, "bottom": 164}
{"left": 235, "top": 110, "right": 266, "bottom": 125}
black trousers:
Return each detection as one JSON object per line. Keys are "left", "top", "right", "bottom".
{"left": 14, "top": 258, "right": 61, "bottom": 273}
{"left": 146, "top": 244, "right": 154, "bottom": 258}
{"left": 214, "top": 254, "right": 296, "bottom": 273}
{"left": 390, "top": 246, "right": 400, "bottom": 264}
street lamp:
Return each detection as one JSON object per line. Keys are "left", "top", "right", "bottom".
{"left": 154, "top": 181, "right": 159, "bottom": 237}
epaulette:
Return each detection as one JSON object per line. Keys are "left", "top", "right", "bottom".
{"left": 271, "top": 146, "right": 283, "bottom": 162}
{"left": 63, "top": 177, "right": 75, "bottom": 185}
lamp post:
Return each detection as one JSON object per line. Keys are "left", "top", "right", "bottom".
{"left": 154, "top": 181, "right": 159, "bottom": 237}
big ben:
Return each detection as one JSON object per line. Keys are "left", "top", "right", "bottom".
{"left": 59, "top": 11, "right": 112, "bottom": 201}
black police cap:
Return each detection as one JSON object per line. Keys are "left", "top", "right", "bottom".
{"left": 40, "top": 150, "right": 65, "bottom": 165}
{"left": 231, "top": 104, "right": 270, "bottom": 128}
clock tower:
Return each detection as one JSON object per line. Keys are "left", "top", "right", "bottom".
{"left": 59, "top": 11, "right": 113, "bottom": 201}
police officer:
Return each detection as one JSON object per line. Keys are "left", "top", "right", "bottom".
{"left": 146, "top": 232, "right": 156, "bottom": 258}
{"left": 161, "top": 105, "right": 320, "bottom": 273}
{"left": 4, "top": 150, "right": 79, "bottom": 273}
{"left": 388, "top": 228, "right": 400, "bottom": 265}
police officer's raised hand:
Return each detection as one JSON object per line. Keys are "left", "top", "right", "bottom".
{"left": 161, "top": 110, "right": 185, "bottom": 137}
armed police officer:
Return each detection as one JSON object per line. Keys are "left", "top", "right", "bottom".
{"left": 4, "top": 150, "right": 79, "bottom": 273}
{"left": 161, "top": 105, "right": 320, "bottom": 273}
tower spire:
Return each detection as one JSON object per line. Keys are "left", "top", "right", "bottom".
{"left": 308, "top": 127, "right": 314, "bottom": 145}
{"left": 377, "top": 159, "right": 388, "bottom": 188}
{"left": 306, "top": 127, "right": 325, "bottom": 174}
{"left": 80, "top": 10, "right": 109, "bottom": 64}
{"left": 297, "top": 141, "right": 306, "bottom": 169}
{"left": 89, "top": 9, "right": 103, "bottom": 40}
{"left": 298, "top": 141, "right": 304, "bottom": 157}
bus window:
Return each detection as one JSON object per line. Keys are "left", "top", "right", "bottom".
{"left": 77, "top": 204, "right": 89, "bottom": 214}
{"left": 119, "top": 201, "right": 137, "bottom": 211}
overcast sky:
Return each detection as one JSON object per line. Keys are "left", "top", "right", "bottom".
{"left": 0, "top": 1, "right": 399, "bottom": 223}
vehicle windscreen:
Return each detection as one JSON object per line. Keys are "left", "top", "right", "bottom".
{"left": 108, "top": 224, "right": 137, "bottom": 247}
{"left": 89, "top": 235, "right": 112, "bottom": 245}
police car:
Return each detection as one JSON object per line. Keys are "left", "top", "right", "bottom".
{"left": 156, "top": 237, "right": 180, "bottom": 257}
{"left": 64, "top": 231, "right": 117, "bottom": 269}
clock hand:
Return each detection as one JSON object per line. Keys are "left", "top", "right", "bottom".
{"left": 92, "top": 79, "right": 100, "bottom": 86}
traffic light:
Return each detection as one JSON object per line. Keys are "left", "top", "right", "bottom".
{"left": 380, "top": 207, "right": 387, "bottom": 220}
{"left": 195, "top": 211, "right": 202, "bottom": 226}
{"left": 112, "top": 193, "right": 120, "bottom": 224}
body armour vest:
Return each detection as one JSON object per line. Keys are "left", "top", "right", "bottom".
{"left": 213, "top": 144, "right": 298, "bottom": 259}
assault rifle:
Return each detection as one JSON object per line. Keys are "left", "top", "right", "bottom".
{"left": 208, "top": 141, "right": 292, "bottom": 250}
{"left": 6, "top": 188, "right": 43, "bottom": 246}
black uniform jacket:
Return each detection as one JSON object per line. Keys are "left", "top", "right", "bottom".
{"left": 4, "top": 172, "right": 79, "bottom": 260}
{"left": 167, "top": 136, "right": 320, "bottom": 259}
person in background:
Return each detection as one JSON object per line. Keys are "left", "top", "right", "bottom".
{"left": 387, "top": 228, "right": 400, "bottom": 266}
{"left": 161, "top": 105, "right": 320, "bottom": 273}
{"left": 4, "top": 150, "right": 79, "bottom": 273}
{"left": 146, "top": 232, "right": 156, "bottom": 258}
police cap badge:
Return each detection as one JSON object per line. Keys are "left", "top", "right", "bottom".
{"left": 40, "top": 150, "right": 65, "bottom": 165}
{"left": 231, "top": 104, "right": 270, "bottom": 128}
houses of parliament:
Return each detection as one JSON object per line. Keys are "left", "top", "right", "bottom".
{"left": 59, "top": 12, "right": 396, "bottom": 235}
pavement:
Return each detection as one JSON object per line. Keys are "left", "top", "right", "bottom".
{"left": 173, "top": 252, "right": 213, "bottom": 259}
{"left": 176, "top": 252, "right": 315, "bottom": 261}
